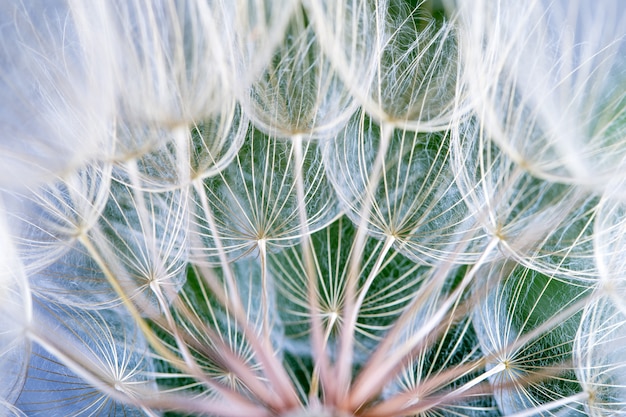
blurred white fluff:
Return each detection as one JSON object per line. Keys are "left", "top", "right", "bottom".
{"left": 0, "top": 200, "right": 31, "bottom": 409}
{"left": 457, "top": 0, "right": 626, "bottom": 190}
{"left": 0, "top": 0, "right": 116, "bottom": 189}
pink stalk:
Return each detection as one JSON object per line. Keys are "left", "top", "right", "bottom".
{"left": 347, "top": 236, "right": 499, "bottom": 409}
{"left": 192, "top": 180, "right": 301, "bottom": 409}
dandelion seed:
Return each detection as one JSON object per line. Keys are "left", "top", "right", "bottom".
{"left": 308, "top": 0, "right": 464, "bottom": 131}
{"left": 325, "top": 110, "right": 482, "bottom": 265}
{"left": 452, "top": 117, "right": 599, "bottom": 282}
{"left": 21, "top": 302, "right": 157, "bottom": 416}
{"left": 8, "top": 162, "right": 112, "bottom": 275}
{"left": 190, "top": 127, "right": 339, "bottom": 265}
{"left": 472, "top": 262, "right": 590, "bottom": 416}
{"left": 94, "top": 179, "right": 189, "bottom": 315}
{"left": 270, "top": 216, "right": 424, "bottom": 361}
{"left": 244, "top": 4, "right": 358, "bottom": 141}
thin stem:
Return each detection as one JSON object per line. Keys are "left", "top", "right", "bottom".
{"left": 336, "top": 121, "right": 394, "bottom": 403}
{"left": 291, "top": 133, "right": 334, "bottom": 399}
{"left": 257, "top": 238, "right": 272, "bottom": 348}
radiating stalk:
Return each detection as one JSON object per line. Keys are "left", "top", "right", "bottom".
{"left": 257, "top": 237, "right": 273, "bottom": 349}
{"left": 77, "top": 233, "right": 182, "bottom": 370}
{"left": 290, "top": 133, "right": 334, "bottom": 400}
{"left": 361, "top": 361, "right": 505, "bottom": 417}
{"left": 150, "top": 281, "right": 272, "bottom": 410}
{"left": 348, "top": 236, "right": 500, "bottom": 409}
{"left": 335, "top": 121, "right": 394, "bottom": 405}
{"left": 192, "top": 180, "right": 300, "bottom": 410}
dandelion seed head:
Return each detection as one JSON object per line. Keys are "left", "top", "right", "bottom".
{"left": 4, "top": 1, "right": 626, "bottom": 416}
